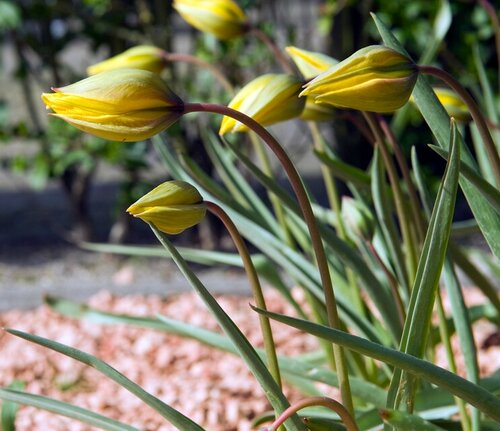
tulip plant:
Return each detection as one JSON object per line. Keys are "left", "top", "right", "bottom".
{"left": 2, "top": 2, "right": 500, "bottom": 431}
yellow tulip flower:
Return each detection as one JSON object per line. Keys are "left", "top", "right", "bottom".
{"left": 219, "top": 74, "right": 305, "bottom": 134}
{"left": 301, "top": 45, "right": 418, "bottom": 113}
{"left": 285, "top": 46, "right": 338, "bottom": 80}
{"left": 87, "top": 45, "right": 166, "bottom": 76}
{"left": 173, "top": 0, "right": 248, "bottom": 40}
{"left": 127, "top": 180, "right": 206, "bottom": 234}
{"left": 41, "top": 69, "right": 184, "bottom": 142}
{"left": 433, "top": 87, "right": 470, "bottom": 122}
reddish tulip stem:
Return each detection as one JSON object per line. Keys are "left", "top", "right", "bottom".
{"left": 183, "top": 102, "right": 354, "bottom": 414}
{"left": 265, "top": 397, "right": 359, "bottom": 431}
{"left": 419, "top": 65, "right": 500, "bottom": 188}
{"left": 248, "top": 27, "right": 295, "bottom": 74}
{"left": 206, "top": 201, "right": 282, "bottom": 388}
{"left": 162, "top": 52, "right": 234, "bottom": 94}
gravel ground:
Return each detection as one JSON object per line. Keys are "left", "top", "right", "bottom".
{"left": 0, "top": 288, "right": 499, "bottom": 431}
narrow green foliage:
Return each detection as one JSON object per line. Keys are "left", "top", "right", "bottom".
{"left": 4, "top": 329, "right": 205, "bottom": 431}
{"left": 0, "top": 388, "right": 141, "bottom": 431}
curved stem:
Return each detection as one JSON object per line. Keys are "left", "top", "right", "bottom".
{"left": 183, "top": 102, "right": 354, "bottom": 414}
{"left": 248, "top": 27, "right": 295, "bottom": 74}
{"left": 206, "top": 201, "right": 282, "bottom": 387}
{"left": 419, "top": 65, "right": 500, "bottom": 188}
{"left": 162, "top": 52, "right": 234, "bottom": 94}
{"left": 266, "top": 397, "right": 359, "bottom": 431}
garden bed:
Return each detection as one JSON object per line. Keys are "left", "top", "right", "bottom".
{"left": 1, "top": 288, "right": 498, "bottom": 431}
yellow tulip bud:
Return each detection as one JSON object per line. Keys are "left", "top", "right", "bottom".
{"left": 41, "top": 69, "right": 184, "bottom": 142}
{"left": 173, "top": 0, "right": 248, "bottom": 40}
{"left": 434, "top": 87, "right": 470, "bottom": 122}
{"left": 219, "top": 74, "right": 305, "bottom": 134}
{"left": 87, "top": 45, "right": 166, "bottom": 76}
{"left": 127, "top": 180, "right": 206, "bottom": 234}
{"left": 285, "top": 46, "right": 338, "bottom": 80}
{"left": 300, "top": 97, "right": 336, "bottom": 122}
{"left": 300, "top": 45, "right": 418, "bottom": 113}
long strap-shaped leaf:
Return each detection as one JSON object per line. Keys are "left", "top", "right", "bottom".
{"left": 45, "top": 295, "right": 387, "bottom": 408}
{"left": 4, "top": 329, "right": 205, "bottom": 431}
{"left": 251, "top": 307, "right": 500, "bottom": 422}
{"left": 149, "top": 226, "right": 307, "bottom": 431}
{"left": 0, "top": 388, "right": 141, "bottom": 431}
{"left": 429, "top": 144, "right": 500, "bottom": 215}
{"left": 388, "top": 122, "right": 460, "bottom": 411}
{"left": 371, "top": 12, "right": 500, "bottom": 259}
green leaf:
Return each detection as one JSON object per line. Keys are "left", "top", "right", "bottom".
{"left": 45, "top": 295, "right": 387, "bottom": 407}
{"left": 148, "top": 227, "right": 307, "bottom": 431}
{"left": 0, "top": 388, "right": 140, "bottom": 431}
{"left": 203, "top": 131, "right": 281, "bottom": 236}
{"left": 314, "top": 150, "right": 371, "bottom": 189}
{"left": 252, "top": 307, "right": 500, "bottom": 422}
{"left": 1, "top": 381, "right": 24, "bottom": 431}
{"left": 372, "top": 12, "right": 500, "bottom": 259}
{"left": 429, "top": 144, "right": 500, "bottom": 215}
{"left": 4, "top": 329, "right": 205, "bottom": 431}
{"left": 389, "top": 121, "right": 460, "bottom": 410}
{"left": 380, "top": 409, "right": 446, "bottom": 430}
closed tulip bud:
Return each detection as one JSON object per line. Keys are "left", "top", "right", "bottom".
{"left": 285, "top": 46, "right": 338, "bottom": 80}
{"left": 219, "top": 74, "right": 305, "bottom": 134}
{"left": 41, "top": 69, "right": 184, "bottom": 142}
{"left": 434, "top": 87, "right": 470, "bottom": 122}
{"left": 127, "top": 180, "right": 206, "bottom": 234}
{"left": 87, "top": 45, "right": 166, "bottom": 76}
{"left": 301, "top": 45, "right": 418, "bottom": 113}
{"left": 173, "top": 0, "right": 248, "bottom": 40}
{"left": 341, "top": 197, "right": 375, "bottom": 241}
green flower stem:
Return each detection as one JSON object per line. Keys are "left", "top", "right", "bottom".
{"left": 162, "top": 52, "right": 234, "bottom": 94}
{"left": 363, "top": 112, "right": 418, "bottom": 284}
{"left": 377, "top": 115, "right": 426, "bottom": 243}
{"left": 206, "top": 201, "right": 282, "bottom": 388}
{"left": 266, "top": 397, "right": 359, "bottom": 431}
{"left": 419, "top": 65, "right": 500, "bottom": 188}
{"left": 435, "top": 293, "right": 471, "bottom": 431}
{"left": 248, "top": 26, "right": 295, "bottom": 74}
{"left": 183, "top": 102, "right": 354, "bottom": 415}
{"left": 308, "top": 122, "right": 364, "bottom": 315}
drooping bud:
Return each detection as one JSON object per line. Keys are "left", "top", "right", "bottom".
{"left": 87, "top": 45, "right": 167, "bottom": 76}
{"left": 127, "top": 180, "right": 206, "bottom": 234}
{"left": 219, "top": 74, "right": 305, "bottom": 134}
{"left": 173, "top": 0, "right": 248, "bottom": 40}
{"left": 41, "top": 69, "right": 184, "bottom": 142}
{"left": 300, "top": 45, "right": 418, "bottom": 113}
{"left": 341, "top": 197, "right": 375, "bottom": 241}
{"left": 285, "top": 46, "right": 338, "bottom": 80}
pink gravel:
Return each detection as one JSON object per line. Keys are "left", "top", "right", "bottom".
{"left": 0, "top": 288, "right": 498, "bottom": 430}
